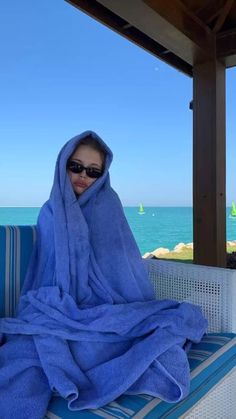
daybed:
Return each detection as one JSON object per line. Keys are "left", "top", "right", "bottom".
{"left": 1, "top": 225, "right": 236, "bottom": 418}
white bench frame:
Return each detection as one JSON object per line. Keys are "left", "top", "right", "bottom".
{"left": 145, "top": 258, "right": 236, "bottom": 333}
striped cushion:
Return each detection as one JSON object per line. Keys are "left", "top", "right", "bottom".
{"left": 46, "top": 333, "right": 236, "bottom": 418}
{"left": 0, "top": 225, "right": 36, "bottom": 317}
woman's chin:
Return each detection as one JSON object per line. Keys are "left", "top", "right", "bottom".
{"left": 73, "top": 185, "right": 87, "bottom": 195}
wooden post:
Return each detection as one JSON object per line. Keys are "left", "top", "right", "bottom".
{"left": 193, "top": 60, "right": 226, "bottom": 267}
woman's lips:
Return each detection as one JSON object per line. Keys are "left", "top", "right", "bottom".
{"left": 74, "top": 181, "right": 87, "bottom": 188}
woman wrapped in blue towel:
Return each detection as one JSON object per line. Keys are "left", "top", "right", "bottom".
{"left": 0, "top": 131, "right": 207, "bottom": 419}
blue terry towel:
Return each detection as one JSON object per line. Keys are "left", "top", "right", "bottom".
{"left": 0, "top": 131, "right": 207, "bottom": 418}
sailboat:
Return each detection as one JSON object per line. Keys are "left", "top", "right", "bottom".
{"left": 229, "top": 201, "right": 236, "bottom": 219}
{"left": 138, "top": 203, "right": 145, "bottom": 215}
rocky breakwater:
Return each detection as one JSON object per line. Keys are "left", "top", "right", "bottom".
{"left": 143, "top": 240, "right": 236, "bottom": 260}
{"left": 143, "top": 242, "right": 193, "bottom": 259}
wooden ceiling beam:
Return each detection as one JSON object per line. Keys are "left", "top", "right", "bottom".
{"left": 206, "top": 8, "right": 222, "bottom": 25}
{"left": 213, "top": 0, "right": 235, "bottom": 33}
{"left": 194, "top": 1, "right": 222, "bottom": 24}
{"left": 194, "top": 0, "right": 216, "bottom": 17}
{"left": 144, "top": 0, "right": 215, "bottom": 61}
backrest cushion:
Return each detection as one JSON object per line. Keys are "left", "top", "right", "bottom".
{"left": 0, "top": 226, "right": 36, "bottom": 317}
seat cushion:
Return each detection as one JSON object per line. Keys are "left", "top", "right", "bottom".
{"left": 46, "top": 333, "right": 236, "bottom": 418}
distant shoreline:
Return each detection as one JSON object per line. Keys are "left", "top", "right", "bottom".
{"left": 0, "top": 205, "right": 234, "bottom": 208}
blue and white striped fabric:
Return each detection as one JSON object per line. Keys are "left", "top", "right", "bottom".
{"left": 46, "top": 333, "right": 236, "bottom": 418}
{"left": 0, "top": 225, "right": 36, "bottom": 317}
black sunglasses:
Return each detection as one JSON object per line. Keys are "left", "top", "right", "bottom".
{"left": 67, "top": 160, "right": 103, "bottom": 179}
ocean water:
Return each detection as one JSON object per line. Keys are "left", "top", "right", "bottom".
{"left": 1, "top": 207, "right": 236, "bottom": 255}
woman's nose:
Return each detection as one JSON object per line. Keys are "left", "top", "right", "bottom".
{"left": 79, "top": 169, "right": 87, "bottom": 178}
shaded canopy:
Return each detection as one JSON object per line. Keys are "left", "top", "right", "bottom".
{"left": 66, "top": 0, "right": 236, "bottom": 75}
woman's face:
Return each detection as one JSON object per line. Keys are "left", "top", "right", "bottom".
{"left": 67, "top": 144, "right": 104, "bottom": 196}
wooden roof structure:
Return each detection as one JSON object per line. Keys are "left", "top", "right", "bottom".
{"left": 66, "top": 0, "right": 236, "bottom": 267}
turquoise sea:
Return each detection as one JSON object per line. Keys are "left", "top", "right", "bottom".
{"left": 1, "top": 207, "right": 236, "bottom": 255}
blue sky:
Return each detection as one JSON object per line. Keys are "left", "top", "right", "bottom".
{"left": 1, "top": 0, "right": 236, "bottom": 207}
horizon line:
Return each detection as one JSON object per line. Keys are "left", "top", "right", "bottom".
{"left": 0, "top": 205, "right": 234, "bottom": 208}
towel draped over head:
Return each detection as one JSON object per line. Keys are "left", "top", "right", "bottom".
{"left": 0, "top": 131, "right": 207, "bottom": 418}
